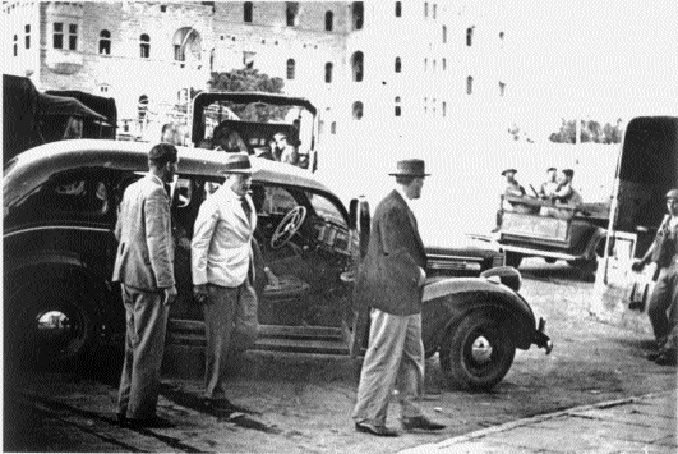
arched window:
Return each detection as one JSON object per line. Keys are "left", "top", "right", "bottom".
{"left": 395, "top": 1, "right": 402, "bottom": 17}
{"left": 351, "top": 51, "right": 364, "bottom": 82}
{"left": 244, "top": 2, "right": 253, "bottom": 23}
{"left": 466, "top": 76, "right": 473, "bottom": 95}
{"left": 395, "top": 96, "right": 401, "bottom": 116}
{"left": 325, "top": 11, "right": 333, "bottom": 31}
{"left": 13, "top": 35, "right": 18, "bottom": 56}
{"left": 351, "top": 1, "right": 364, "bottom": 30}
{"left": 352, "top": 101, "right": 363, "bottom": 120}
{"left": 286, "top": 2, "right": 299, "bottom": 27}
{"left": 286, "top": 58, "right": 295, "bottom": 79}
{"left": 139, "top": 33, "right": 150, "bottom": 59}
{"left": 99, "top": 29, "right": 111, "bottom": 55}
{"left": 325, "top": 62, "right": 333, "bottom": 83}
{"left": 173, "top": 27, "right": 200, "bottom": 62}
{"left": 395, "top": 57, "right": 401, "bottom": 73}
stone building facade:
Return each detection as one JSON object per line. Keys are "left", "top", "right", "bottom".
{"left": 3, "top": 0, "right": 508, "bottom": 169}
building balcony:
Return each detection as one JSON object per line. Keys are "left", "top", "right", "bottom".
{"left": 45, "top": 49, "right": 83, "bottom": 75}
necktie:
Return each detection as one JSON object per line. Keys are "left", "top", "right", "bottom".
{"left": 240, "top": 196, "right": 251, "bottom": 222}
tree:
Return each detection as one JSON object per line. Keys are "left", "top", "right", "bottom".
{"left": 207, "top": 68, "right": 288, "bottom": 122}
{"left": 548, "top": 119, "right": 621, "bottom": 144}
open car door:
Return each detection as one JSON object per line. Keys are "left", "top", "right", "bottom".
{"left": 341, "top": 197, "right": 371, "bottom": 357}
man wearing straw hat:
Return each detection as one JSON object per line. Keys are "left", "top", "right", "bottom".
{"left": 352, "top": 159, "right": 445, "bottom": 437}
{"left": 192, "top": 152, "right": 259, "bottom": 407}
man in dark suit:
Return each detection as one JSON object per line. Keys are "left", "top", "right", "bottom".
{"left": 352, "top": 159, "right": 445, "bottom": 437}
{"left": 112, "top": 143, "right": 177, "bottom": 427}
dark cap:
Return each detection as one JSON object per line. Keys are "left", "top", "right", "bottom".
{"left": 501, "top": 168, "right": 517, "bottom": 176}
{"left": 562, "top": 169, "right": 574, "bottom": 178}
{"left": 389, "top": 159, "right": 430, "bottom": 177}
{"left": 148, "top": 143, "right": 178, "bottom": 165}
{"left": 547, "top": 167, "right": 557, "bottom": 172}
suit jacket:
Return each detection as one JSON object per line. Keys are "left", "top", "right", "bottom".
{"left": 192, "top": 184, "right": 257, "bottom": 287}
{"left": 356, "top": 190, "right": 427, "bottom": 316}
{"left": 112, "top": 173, "right": 175, "bottom": 291}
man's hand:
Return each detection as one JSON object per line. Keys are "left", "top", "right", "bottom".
{"left": 631, "top": 260, "right": 646, "bottom": 272}
{"left": 193, "top": 284, "right": 208, "bottom": 304}
{"left": 418, "top": 267, "right": 427, "bottom": 286}
{"left": 163, "top": 285, "right": 177, "bottom": 306}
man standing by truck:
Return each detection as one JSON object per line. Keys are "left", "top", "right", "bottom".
{"left": 632, "top": 189, "right": 678, "bottom": 366}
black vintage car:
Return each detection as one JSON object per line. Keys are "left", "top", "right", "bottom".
{"left": 4, "top": 140, "right": 551, "bottom": 390}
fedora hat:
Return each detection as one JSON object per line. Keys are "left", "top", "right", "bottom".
{"left": 501, "top": 168, "right": 517, "bottom": 176}
{"left": 220, "top": 152, "right": 253, "bottom": 174}
{"left": 389, "top": 159, "right": 430, "bottom": 177}
{"left": 666, "top": 188, "right": 678, "bottom": 199}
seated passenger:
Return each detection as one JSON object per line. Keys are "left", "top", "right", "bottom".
{"left": 213, "top": 125, "right": 247, "bottom": 153}
{"left": 501, "top": 168, "right": 531, "bottom": 213}
{"left": 538, "top": 167, "right": 559, "bottom": 198}
{"left": 540, "top": 169, "right": 580, "bottom": 217}
{"left": 271, "top": 132, "right": 299, "bottom": 165}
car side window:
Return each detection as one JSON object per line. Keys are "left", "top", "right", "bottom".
{"left": 10, "top": 169, "right": 113, "bottom": 225}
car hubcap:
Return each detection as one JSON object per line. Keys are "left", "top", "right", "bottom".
{"left": 470, "top": 334, "right": 493, "bottom": 365}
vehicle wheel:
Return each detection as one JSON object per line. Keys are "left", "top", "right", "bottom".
{"left": 440, "top": 313, "right": 516, "bottom": 390}
{"left": 505, "top": 252, "right": 522, "bottom": 269}
{"left": 6, "top": 278, "right": 97, "bottom": 370}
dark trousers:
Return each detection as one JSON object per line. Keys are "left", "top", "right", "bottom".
{"left": 648, "top": 266, "right": 678, "bottom": 350}
{"left": 118, "top": 284, "right": 169, "bottom": 419}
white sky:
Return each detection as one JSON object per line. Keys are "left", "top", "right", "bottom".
{"left": 503, "top": 0, "right": 678, "bottom": 141}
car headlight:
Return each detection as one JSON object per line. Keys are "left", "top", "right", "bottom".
{"left": 480, "top": 266, "right": 521, "bottom": 292}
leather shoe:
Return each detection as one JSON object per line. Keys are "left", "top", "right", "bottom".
{"left": 402, "top": 416, "right": 445, "bottom": 432}
{"left": 647, "top": 351, "right": 662, "bottom": 361}
{"left": 653, "top": 350, "right": 677, "bottom": 366}
{"left": 355, "top": 421, "right": 398, "bottom": 437}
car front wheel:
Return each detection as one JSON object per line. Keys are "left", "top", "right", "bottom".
{"left": 440, "top": 313, "right": 516, "bottom": 390}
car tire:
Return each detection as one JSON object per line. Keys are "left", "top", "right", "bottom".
{"left": 505, "top": 252, "right": 522, "bottom": 269}
{"left": 440, "top": 313, "right": 516, "bottom": 390}
{"left": 5, "top": 276, "right": 98, "bottom": 370}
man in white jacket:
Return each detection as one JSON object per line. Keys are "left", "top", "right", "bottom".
{"left": 192, "top": 153, "right": 258, "bottom": 406}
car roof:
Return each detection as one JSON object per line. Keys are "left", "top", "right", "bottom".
{"left": 4, "top": 139, "right": 333, "bottom": 205}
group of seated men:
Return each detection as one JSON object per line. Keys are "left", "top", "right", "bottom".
{"left": 502, "top": 167, "right": 582, "bottom": 215}
{"left": 211, "top": 125, "right": 299, "bottom": 166}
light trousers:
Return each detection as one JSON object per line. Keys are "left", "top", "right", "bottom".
{"left": 203, "top": 281, "right": 258, "bottom": 399}
{"left": 117, "top": 284, "right": 169, "bottom": 419}
{"left": 352, "top": 308, "right": 425, "bottom": 425}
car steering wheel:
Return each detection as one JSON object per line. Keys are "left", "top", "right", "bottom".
{"left": 271, "top": 206, "right": 307, "bottom": 249}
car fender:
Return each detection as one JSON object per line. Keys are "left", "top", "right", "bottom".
{"left": 5, "top": 249, "right": 116, "bottom": 317}
{"left": 422, "top": 278, "right": 536, "bottom": 352}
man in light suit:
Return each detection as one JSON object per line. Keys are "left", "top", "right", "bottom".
{"left": 192, "top": 153, "right": 258, "bottom": 407}
{"left": 352, "top": 159, "right": 444, "bottom": 437}
{"left": 112, "top": 143, "right": 177, "bottom": 427}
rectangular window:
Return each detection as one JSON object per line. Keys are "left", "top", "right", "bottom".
{"left": 499, "top": 81, "right": 506, "bottom": 97}
{"left": 466, "top": 27, "right": 473, "bottom": 47}
{"left": 53, "top": 22, "right": 64, "bottom": 49}
{"left": 331, "top": 121, "right": 337, "bottom": 134}
{"left": 318, "top": 120, "right": 324, "bottom": 134}
{"left": 25, "top": 24, "right": 30, "bottom": 50}
{"left": 442, "top": 101, "right": 447, "bottom": 116}
{"left": 286, "top": 2, "right": 299, "bottom": 27}
{"left": 68, "top": 23, "right": 78, "bottom": 50}
{"left": 433, "top": 4, "right": 437, "bottom": 19}
{"left": 424, "top": 2, "right": 428, "bottom": 18}
{"left": 442, "top": 25, "right": 447, "bottom": 43}
{"left": 442, "top": 58, "right": 447, "bottom": 70}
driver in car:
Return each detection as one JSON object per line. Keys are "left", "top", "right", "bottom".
{"left": 191, "top": 153, "right": 259, "bottom": 408}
